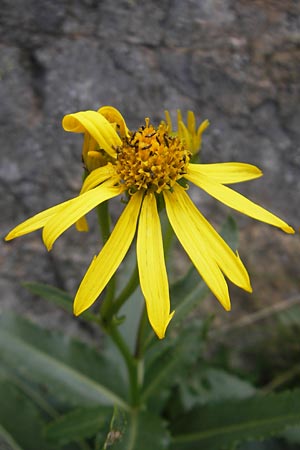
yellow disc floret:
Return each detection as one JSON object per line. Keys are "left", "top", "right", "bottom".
{"left": 116, "top": 119, "right": 190, "bottom": 194}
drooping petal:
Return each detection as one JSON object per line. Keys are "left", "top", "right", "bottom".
{"left": 75, "top": 165, "right": 116, "bottom": 232}
{"left": 169, "top": 184, "right": 252, "bottom": 292}
{"left": 98, "top": 106, "right": 130, "bottom": 138}
{"left": 163, "top": 188, "right": 231, "bottom": 311}
{"left": 74, "top": 191, "right": 143, "bottom": 316}
{"left": 62, "top": 111, "right": 121, "bottom": 158}
{"left": 80, "top": 164, "right": 116, "bottom": 194}
{"left": 186, "top": 173, "right": 295, "bottom": 234}
{"left": 43, "top": 179, "right": 123, "bottom": 250}
{"left": 137, "top": 192, "right": 174, "bottom": 339}
{"left": 187, "top": 162, "right": 263, "bottom": 184}
{"left": 5, "top": 202, "right": 67, "bottom": 241}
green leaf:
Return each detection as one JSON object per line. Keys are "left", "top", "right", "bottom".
{"left": 170, "top": 390, "right": 300, "bottom": 450}
{"left": 0, "top": 424, "right": 23, "bottom": 450}
{"left": 45, "top": 406, "right": 112, "bottom": 444}
{"left": 178, "top": 368, "right": 256, "bottom": 409}
{"left": 0, "top": 313, "right": 129, "bottom": 411}
{"left": 170, "top": 270, "right": 209, "bottom": 328}
{"left": 281, "top": 424, "right": 300, "bottom": 444}
{"left": 0, "top": 379, "right": 55, "bottom": 450}
{"left": 104, "top": 409, "right": 170, "bottom": 450}
{"left": 143, "top": 322, "right": 204, "bottom": 403}
{"left": 23, "top": 282, "right": 97, "bottom": 322}
{"left": 219, "top": 215, "right": 238, "bottom": 251}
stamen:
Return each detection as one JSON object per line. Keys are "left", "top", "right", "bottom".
{"left": 116, "top": 119, "right": 191, "bottom": 194}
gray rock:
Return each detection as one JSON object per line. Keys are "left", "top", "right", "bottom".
{"left": 1, "top": 0, "right": 299, "bottom": 331}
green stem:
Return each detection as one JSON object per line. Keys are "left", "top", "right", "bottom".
{"left": 134, "top": 305, "right": 148, "bottom": 359}
{"left": 163, "top": 216, "right": 174, "bottom": 258}
{"left": 96, "top": 201, "right": 111, "bottom": 244}
{"left": 106, "top": 262, "right": 140, "bottom": 321}
{"left": 107, "top": 324, "right": 139, "bottom": 406}
{"left": 96, "top": 202, "right": 117, "bottom": 320}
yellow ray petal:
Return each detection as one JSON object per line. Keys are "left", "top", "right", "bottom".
{"left": 62, "top": 111, "right": 121, "bottom": 158}
{"left": 80, "top": 164, "right": 116, "bottom": 194}
{"left": 98, "top": 106, "right": 130, "bottom": 138}
{"left": 5, "top": 202, "right": 67, "bottom": 241}
{"left": 75, "top": 164, "right": 116, "bottom": 232}
{"left": 75, "top": 217, "right": 89, "bottom": 232}
{"left": 197, "top": 119, "right": 210, "bottom": 139}
{"left": 178, "top": 120, "right": 191, "bottom": 147}
{"left": 164, "top": 110, "right": 173, "bottom": 133}
{"left": 187, "top": 162, "right": 263, "bottom": 184}
{"left": 187, "top": 110, "right": 196, "bottom": 134}
{"left": 170, "top": 184, "right": 252, "bottom": 292}
{"left": 43, "top": 179, "right": 124, "bottom": 251}
{"left": 137, "top": 192, "right": 174, "bottom": 339}
{"left": 82, "top": 130, "right": 97, "bottom": 161}
{"left": 74, "top": 191, "right": 143, "bottom": 315}
{"left": 163, "top": 188, "right": 231, "bottom": 311}
{"left": 186, "top": 173, "right": 295, "bottom": 234}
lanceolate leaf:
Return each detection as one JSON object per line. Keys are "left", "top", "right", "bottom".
{"left": 0, "top": 313, "right": 129, "bottom": 411}
{"left": 23, "top": 282, "right": 97, "bottom": 322}
{"left": 45, "top": 406, "right": 112, "bottom": 444}
{"left": 0, "top": 380, "right": 55, "bottom": 450}
{"left": 170, "top": 390, "right": 300, "bottom": 450}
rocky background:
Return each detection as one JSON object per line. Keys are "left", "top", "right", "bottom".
{"left": 1, "top": 0, "right": 299, "bottom": 335}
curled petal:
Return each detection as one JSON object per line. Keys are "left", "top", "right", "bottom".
{"left": 98, "top": 106, "right": 130, "bottom": 138}
{"left": 62, "top": 110, "right": 121, "bottom": 158}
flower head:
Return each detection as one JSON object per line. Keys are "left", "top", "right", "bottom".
{"left": 5, "top": 106, "right": 294, "bottom": 339}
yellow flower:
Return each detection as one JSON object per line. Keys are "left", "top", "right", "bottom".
{"left": 5, "top": 107, "right": 294, "bottom": 339}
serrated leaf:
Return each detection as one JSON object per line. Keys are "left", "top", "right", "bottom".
{"left": 142, "top": 322, "right": 204, "bottom": 402}
{"left": 170, "top": 390, "right": 300, "bottom": 450}
{"left": 179, "top": 368, "right": 256, "bottom": 409}
{"left": 0, "top": 313, "right": 129, "bottom": 411}
{"left": 104, "top": 410, "right": 170, "bottom": 450}
{"left": 45, "top": 406, "right": 112, "bottom": 444}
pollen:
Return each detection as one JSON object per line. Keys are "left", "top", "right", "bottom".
{"left": 116, "top": 119, "right": 191, "bottom": 193}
